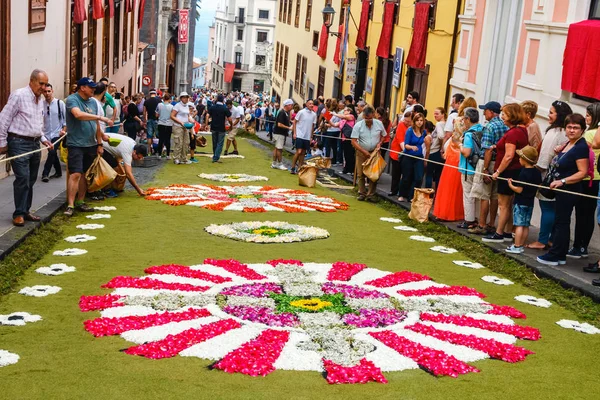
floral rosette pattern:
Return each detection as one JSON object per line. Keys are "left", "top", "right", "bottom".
{"left": 205, "top": 221, "right": 329, "bottom": 243}
{"left": 198, "top": 174, "right": 269, "bottom": 183}
{"left": 145, "top": 184, "right": 349, "bottom": 213}
{"left": 81, "top": 259, "right": 540, "bottom": 384}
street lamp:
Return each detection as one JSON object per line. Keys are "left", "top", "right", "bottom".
{"left": 322, "top": 4, "right": 336, "bottom": 30}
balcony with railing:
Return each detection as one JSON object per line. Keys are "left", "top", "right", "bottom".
{"left": 235, "top": 63, "right": 249, "bottom": 71}
{"left": 234, "top": 16, "right": 245, "bottom": 24}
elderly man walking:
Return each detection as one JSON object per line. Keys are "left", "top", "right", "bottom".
{"left": 0, "top": 69, "right": 54, "bottom": 226}
{"left": 351, "top": 106, "right": 387, "bottom": 202}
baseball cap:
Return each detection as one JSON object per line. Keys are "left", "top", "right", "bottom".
{"left": 76, "top": 77, "right": 97, "bottom": 88}
{"left": 180, "top": 91, "right": 190, "bottom": 97}
{"left": 479, "top": 101, "right": 502, "bottom": 114}
{"left": 149, "top": 89, "right": 157, "bottom": 95}
{"left": 516, "top": 145, "right": 539, "bottom": 164}
{"left": 283, "top": 99, "right": 294, "bottom": 106}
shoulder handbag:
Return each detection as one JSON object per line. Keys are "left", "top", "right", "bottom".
{"left": 539, "top": 155, "right": 560, "bottom": 199}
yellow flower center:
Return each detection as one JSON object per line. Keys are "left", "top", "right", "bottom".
{"left": 252, "top": 228, "right": 280, "bottom": 235}
{"left": 238, "top": 194, "right": 256, "bottom": 199}
{"left": 289, "top": 298, "right": 333, "bottom": 311}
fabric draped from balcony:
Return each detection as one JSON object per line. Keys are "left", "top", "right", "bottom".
{"left": 334, "top": 22, "right": 344, "bottom": 65}
{"left": 317, "top": 24, "right": 328, "bottom": 59}
{"left": 73, "top": 0, "right": 87, "bottom": 24}
{"left": 376, "top": 1, "right": 395, "bottom": 58}
{"left": 109, "top": 0, "right": 115, "bottom": 17}
{"left": 224, "top": 63, "right": 236, "bottom": 83}
{"left": 138, "top": 0, "right": 147, "bottom": 28}
{"left": 561, "top": 20, "right": 600, "bottom": 100}
{"left": 355, "top": 0, "right": 370, "bottom": 49}
{"left": 92, "top": 0, "right": 104, "bottom": 20}
{"left": 406, "top": 2, "right": 429, "bottom": 70}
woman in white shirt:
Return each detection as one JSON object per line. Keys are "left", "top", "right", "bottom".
{"left": 425, "top": 107, "right": 447, "bottom": 189}
{"left": 156, "top": 93, "right": 173, "bottom": 158}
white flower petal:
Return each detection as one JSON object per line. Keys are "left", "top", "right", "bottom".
{"left": 0, "top": 350, "right": 19, "bottom": 367}
{"left": 76, "top": 224, "right": 104, "bottom": 230}
{"left": 393, "top": 225, "right": 419, "bottom": 232}
{"left": 556, "top": 320, "right": 600, "bottom": 334}
{"left": 35, "top": 264, "right": 76, "bottom": 276}
{"left": 430, "top": 246, "right": 458, "bottom": 254}
{"left": 0, "top": 312, "right": 42, "bottom": 326}
{"left": 410, "top": 235, "right": 436, "bottom": 243}
{"left": 481, "top": 276, "right": 514, "bottom": 286}
{"left": 514, "top": 295, "right": 552, "bottom": 308}
{"left": 86, "top": 213, "right": 111, "bottom": 219}
{"left": 64, "top": 234, "right": 96, "bottom": 243}
{"left": 453, "top": 260, "right": 485, "bottom": 269}
{"left": 93, "top": 206, "right": 117, "bottom": 211}
{"left": 380, "top": 217, "right": 402, "bottom": 223}
{"left": 19, "top": 285, "right": 61, "bottom": 297}
{"left": 53, "top": 248, "right": 87, "bottom": 256}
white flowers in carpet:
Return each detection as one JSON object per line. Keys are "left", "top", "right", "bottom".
{"left": 76, "top": 224, "right": 104, "bottom": 230}
{"left": 86, "top": 214, "right": 111, "bottom": 220}
{"left": 0, "top": 350, "right": 19, "bottom": 367}
{"left": 380, "top": 217, "right": 402, "bottom": 223}
{"left": 64, "top": 234, "right": 96, "bottom": 243}
{"left": 198, "top": 173, "right": 269, "bottom": 182}
{"left": 205, "top": 221, "right": 329, "bottom": 243}
{"left": 453, "top": 260, "right": 485, "bottom": 269}
{"left": 514, "top": 295, "right": 552, "bottom": 308}
{"left": 409, "top": 235, "right": 435, "bottom": 243}
{"left": 393, "top": 225, "right": 418, "bottom": 232}
{"left": 481, "top": 276, "right": 514, "bottom": 286}
{"left": 53, "top": 248, "right": 87, "bottom": 256}
{"left": 94, "top": 206, "right": 117, "bottom": 211}
{"left": 19, "top": 285, "right": 61, "bottom": 297}
{"left": 35, "top": 264, "right": 76, "bottom": 276}
{"left": 0, "top": 312, "right": 42, "bottom": 326}
{"left": 556, "top": 320, "right": 600, "bottom": 334}
{"left": 430, "top": 246, "right": 458, "bottom": 254}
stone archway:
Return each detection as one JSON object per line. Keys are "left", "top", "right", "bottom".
{"left": 166, "top": 38, "right": 177, "bottom": 93}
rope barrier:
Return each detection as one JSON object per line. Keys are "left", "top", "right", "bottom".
{"left": 0, "top": 135, "right": 67, "bottom": 164}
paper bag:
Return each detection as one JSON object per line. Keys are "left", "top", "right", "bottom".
{"left": 86, "top": 155, "right": 117, "bottom": 192}
{"left": 111, "top": 161, "right": 127, "bottom": 192}
{"left": 408, "top": 188, "right": 435, "bottom": 223}
{"left": 362, "top": 150, "right": 387, "bottom": 181}
{"left": 298, "top": 165, "right": 319, "bottom": 188}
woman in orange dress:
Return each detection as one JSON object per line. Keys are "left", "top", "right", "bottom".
{"left": 433, "top": 132, "right": 465, "bottom": 221}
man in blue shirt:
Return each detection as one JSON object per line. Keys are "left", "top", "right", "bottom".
{"left": 207, "top": 94, "right": 232, "bottom": 163}
{"left": 458, "top": 107, "right": 483, "bottom": 228}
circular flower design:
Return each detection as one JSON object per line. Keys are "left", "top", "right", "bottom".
{"left": 452, "top": 260, "right": 485, "bottom": 269}
{"left": 64, "top": 234, "right": 96, "bottom": 243}
{"left": 205, "top": 221, "right": 329, "bottom": 243}
{"left": 0, "top": 350, "right": 19, "bottom": 367}
{"left": 514, "top": 295, "right": 552, "bottom": 308}
{"left": 94, "top": 206, "right": 117, "bottom": 211}
{"left": 380, "top": 217, "right": 402, "bottom": 223}
{"left": 76, "top": 224, "right": 105, "bottom": 230}
{"left": 19, "top": 285, "right": 61, "bottom": 297}
{"left": 481, "top": 276, "right": 514, "bottom": 286}
{"left": 430, "top": 246, "right": 458, "bottom": 254}
{"left": 86, "top": 214, "right": 111, "bottom": 220}
{"left": 0, "top": 312, "right": 42, "bottom": 326}
{"left": 145, "top": 184, "right": 349, "bottom": 213}
{"left": 198, "top": 173, "right": 269, "bottom": 183}
{"left": 409, "top": 235, "right": 435, "bottom": 243}
{"left": 53, "top": 248, "right": 87, "bottom": 256}
{"left": 555, "top": 320, "right": 600, "bottom": 334}
{"left": 393, "top": 226, "right": 418, "bottom": 232}
{"left": 81, "top": 259, "right": 540, "bottom": 384}
{"left": 35, "top": 263, "right": 76, "bottom": 276}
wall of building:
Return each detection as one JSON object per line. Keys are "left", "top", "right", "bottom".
{"left": 206, "top": 25, "right": 215, "bottom": 88}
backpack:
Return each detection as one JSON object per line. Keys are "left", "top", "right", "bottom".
{"left": 466, "top": 129, "right": 482, "bottom": 169}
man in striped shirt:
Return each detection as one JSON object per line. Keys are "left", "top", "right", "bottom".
{"left": 0, "top": 69, "right": 53, "bottom": 227}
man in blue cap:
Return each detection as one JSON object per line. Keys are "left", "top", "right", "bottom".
{"left": 64, "top": 77, "right": 114, "bottom": 217}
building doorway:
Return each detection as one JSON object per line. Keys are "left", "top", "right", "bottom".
{"left": 374, "top": 57, "right": 393, "bottom": 109}
{"left": 232, "top": 78, "right": 242, "bottom": 92}
{"left": 166, "top": 39, "right": 177, "bottom": 93}
{"left": 253, "top": 79, "right": 264, "bottom": 92}
{"left": 0, "top": 0, "right": 10, "bottom": 108}
{"left": 406, "top": 65, "right": 430, "bottom": 107}
{"left": 354, "top": 49, "right": 369, "bottom": 102}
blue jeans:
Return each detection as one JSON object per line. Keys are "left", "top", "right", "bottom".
{"left": 538, "top": 199, "right": 556, "bottom": 245}
{"left": 8, "top": 136, "right": 41, "bottom": 218}
{"left": 146, "top": 119, "right": 158, "bottom": 139}
{"left": 399, "top": 156, "right": 424, "bottom": 200}
{"left": 548, "top": 185, "right": 580, "bottom": 258}
{"left": 105, "top": 124, "right": 120, "bottom": 133}
{"left": 325, "top": 131, "right": 340, "bottom": 162}
{"left": 212, "top": 131, "right": 226, "bottom": 161}
{"left": 42, "top": 146, "right": 61, "bottom": 178}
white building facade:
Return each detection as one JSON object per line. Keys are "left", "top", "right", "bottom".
{"left": 211, "top": 0, "right": 276, "bottom": 93}
{"left": 449, "top": 0, "right": 600, "bottom": 128}
{"left": 192, "top": 58, "right": 206, "bottom": 88}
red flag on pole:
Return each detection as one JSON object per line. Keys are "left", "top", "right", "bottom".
{"left": 224, "top": 63, "right": 236, "bottom": 83}
{"left": 92, "top": 0, "right": 104, "bottom": 20}
{"left": 138, "top": 0, "right": 147, "bottom": 28}
{"left": 406, "top": 2, "right": 430, "bottom": 69}
{"left": 108, "top": 0, "right": 115, "bottom": 18}
{"left": 73, "top": 0, "right": 87, "bottom": 24}
{"left": 376, "top": 2, "right": 395, "bottom": 58}
{"left": 317, "top": 24, "right": 328, "bottom": 59}
{"left": 355, "top": 0, "right": 370, "bottom": 49}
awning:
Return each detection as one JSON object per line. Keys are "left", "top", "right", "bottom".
{"left": 355, "top": 0, "right": 370, "bottom": 49}
{"left": 73, "top": 0, "right": 87, "bottom": 24}
{"left": 138, "top": 0, "right": 147, "bottom": 28}
{"left": 376, "top": 2, "right": 395, "bottom": 58}
{"left": 317, "top": 24, "right": 328, "bottom": 59}
{"left": 224, "top": 63, "right": 235, "bottom": 83}
{"left": 562, "top": 20, "right": 600, "bottom": 99}
{"left": 406, "top": 2, "right": 430, "bottom": 69}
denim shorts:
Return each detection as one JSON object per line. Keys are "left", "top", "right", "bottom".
{"left": 146, "top": 119, "right": 158, "bottom": 138}
{"left": 513, "top": 204, "right": 534, "bottom": 227}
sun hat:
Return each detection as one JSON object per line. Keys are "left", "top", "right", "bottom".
{"left": 180, "top": 91, "right": 190, "bottom": 97}
{"left": 283, "top": 99, "right": 294, "bottom": 106}
{"left": 516, "top": 145, "right": 539, "bottom": 164}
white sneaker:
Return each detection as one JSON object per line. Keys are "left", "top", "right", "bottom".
{"left": 184, "top": 160, "right": 193, "bottom": 165}
{"left": 505, "top": 245, "right": 524, "bottom": 254}
{"left": 174, "top": 160, "right": 180, "bottom": 165}
{"left": 278, "top": 163, "right": 287, "bottom": 170}
{"left": 166, "top": 155, "right": 171, "bottom": 160}
{"left": 271, "top": 162, "right": 278, "bottom": 169}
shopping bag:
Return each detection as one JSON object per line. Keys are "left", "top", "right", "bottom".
{"left": 308, "top": 156, "right": 332, "bottom": 169}
{"left": 86, "top": 155, "right": 117, "bottom": 192}
{"left": 362, "top": 150, "right": 387, "bottom": 181}
{"left": 298, "top": 165, "right": 319, "bottom": 188}
{"left": 111, "top": 161, "right": 127, "bottom": 192}
{"left": 59, "top": 140, "right": 68, "bottom": 163}
{"left": 408, "top": 188, "right": 435, "bottom": 223}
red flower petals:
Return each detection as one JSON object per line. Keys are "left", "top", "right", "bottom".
{"left": 405, "top": 323, "right": 534, "bottom": 363}
{"left": 214, "top": 329, "right": 290, "bottom": 376}
{"left": 365, "top": 271, "right": 432, "bottom": 287}
{"left": 327, "top": 262, "right": 367, "bottom": 281}
{"left": 370, "top": 331, "right": 479, "bottom": 377}
{"left": 125, "top": 319, "right": 241, "bottom": 359}
{"left": 204, "top": 258, "right": 266, "bottom": 280}
{"left": 101, "top": 276, "right": 210, "bottom": 292}
{"left": 84, "top": 308, "right": 212, "bottom": 337}
{"left": 144, "top": 264, "right": 232, "bottom": 284}
{"left": 398, "top": 286, "right": 486, "bottom": 298}
{"left": 487, "top": 304, "right": 527, "bottom": 319}
{"left": 79, "top": 295, "right": 124, "bottom": 312}
{"left": 419, "top": 313, "right": 540, "bottom": 341}
{"left": 266, "top": 259, "right": 304, "bottom": 267}
{"left": 323, "top": 358, "right": 388, "bottom": 384}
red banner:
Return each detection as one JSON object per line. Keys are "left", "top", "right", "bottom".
{"left": 334, "top": 22, "right": 344, "bottom": 65}
{"left": 562, "top": 20, "right": 600, "bottom": 100}
{"left": 355, "top": 0, "right": 370, "bottom": 49}
{"left": 108, "top": 0, "right": 115, "bottom": 18}
{"left": 125, "top": 0, "right": 132, "bottom": 13}
{"left": 92, "top": 0, "right": 104, "bottom": 20}
{"left": 178, "top": 9, "right": 190, "bottom": 44}
{"left": 138, "top": 0, "right": 147, "bottom": 28}
{"left": 317, "top": 24, "right": 328, "bottom": 59}
{"left": 406, "top": 2, "right": 430, "bottom": 69}
{"left": 73, "top": 0, "right": 87, "bottom": 24}
{"left": 376, "top": 2, "right": 395, "bottom": 58}
{"left": 224, "top": 63, "right": 235, "bottom": 83}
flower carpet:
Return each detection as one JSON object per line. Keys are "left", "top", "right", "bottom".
{"left": 198, "top": 173, "right": 269, "bottom": 182}
{"left": 205, "top": 221, "right": 329, "bottom": 243}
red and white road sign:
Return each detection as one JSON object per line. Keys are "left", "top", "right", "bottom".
{"left": 142, "top": 76, "right": 152, "bottom": 86}
{"left": 178, "top": 9, "right": 190, "bottom": 44}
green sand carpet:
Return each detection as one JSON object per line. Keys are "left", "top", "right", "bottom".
{"left": 1, "top": 138, "right": 599, "bottom": 399}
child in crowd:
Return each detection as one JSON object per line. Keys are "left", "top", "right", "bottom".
{"left": 506, "top": 145, "right": 542, "bottom": 254}
{"left": 305, "top": 140, "right": 323, "bottom": 160}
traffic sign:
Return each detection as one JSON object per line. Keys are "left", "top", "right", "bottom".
{"left": 142, "top": 76, "right": 152, "bottom": 86}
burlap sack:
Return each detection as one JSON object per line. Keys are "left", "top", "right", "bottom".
{"left": 309, "top": 156, "right": 332, "bottom": 169}
{"left": 408, "top": 188, "right": 435, "bottom": 223}
{"left": 362, "top": 150, "right": 387, "bottom": 182}
{"left": 111, "top": 162, "right": 127, "bottom": 192}
{"left": 86, "top": 155, "right": 117, "bottom": 192}
{"left": 196, "top": 136, "right": 208, "bottom": 147}
{"left": 298, "top": 165, "right": 319, "bottom": 188}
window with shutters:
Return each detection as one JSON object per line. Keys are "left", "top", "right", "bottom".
{"left": 317, "top": 66, "right": 326, "bottom": 98}
{"left": 113, "top": 2, "right": 121, "bottom": 74}
{"left": 29, "top": 0, "right": 47, "bottom": 33}
{"left": 312, "top": 30, "right": 319, "bottom": 50}
{"left": 283, "top": 46, "right": 289, "bottom": 80}
{"left": 287, "top": 0, "right": 293, "bottom": 24}
{"left": 279, "top": 0, "right": 284, "bottom": 21}
{"left": 294, "top": 53, "right": 301, "bottom": 92}
{"left": 283, "top": 0, "right": 288, "bottom": 23}
{"left": 102, "top": 6, "right": 110, "bottom": 78}
{"left": 300, "top": 56, "right": 307, "bottom": 97}
{"left": 122, "top": 4, "right": 128, "bottom": 66}
{"left": 88, "top": 7, "right": 96, "bottom": 79}
{"left": 257, "top": 31, "right": 268, "bottom": 43}
{"left": 129, "top": 5, "right": 135, "bottom": 56}
{"left": 275, "top": 42, "right": 280, "bottom": 75}
{"left": 295, "top": 0, "right": 301, "bottom": 27}
{"left": 237, "top": 29, "right": 243, "bottom": 41}
{"left": 305, "top": 0, "right": 312, "bottom": 31}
